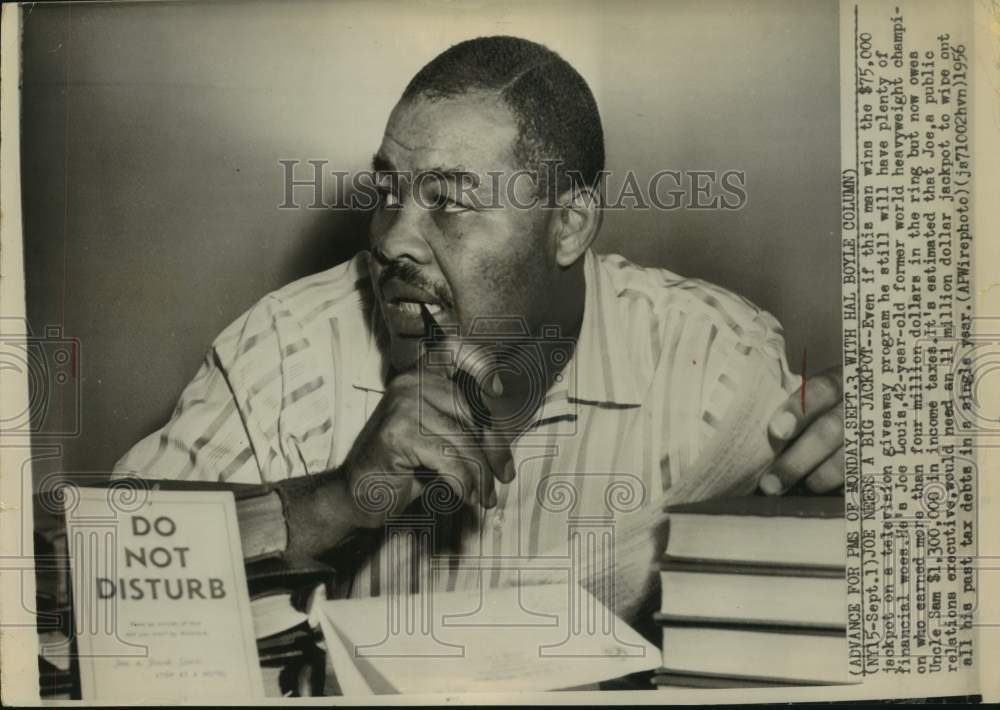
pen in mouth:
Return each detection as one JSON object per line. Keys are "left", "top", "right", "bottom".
{"left": 419, "top": 303, "right": 494, "bottom": 429}
{"left": 419, "top": 302, "right": 438, "bottom": 340}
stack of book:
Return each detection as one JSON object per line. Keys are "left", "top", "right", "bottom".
{"left": 652, "top": 496, "right": 847, "bottom": 688}
{"left": 246, "top": 556, "right": 333, "bottom": 696}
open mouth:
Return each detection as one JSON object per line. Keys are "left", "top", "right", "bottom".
{"left": 378, "top": 278, "right": 451, "bottom": 334}
{"left": 388, "top": 300, "right": 443, "bottom": 316}
{"left": 376, "top": 275, "right": 453, "bottom": 338}
{"left": 378, "top": 280, "right": 450, "bottom": 336}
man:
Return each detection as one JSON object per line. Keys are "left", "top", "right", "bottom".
{"left": 114, "top": 36, "right": 843, "bottom": 612}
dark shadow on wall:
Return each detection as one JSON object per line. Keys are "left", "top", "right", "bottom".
{"left": 20, "top": 4, "right": 376, "bottom": 484}
{"left": 283, "top": 202, "right": 371, "bottom": 288}
{"left": 25, "top": 197, "right": 372, "bottom": 488}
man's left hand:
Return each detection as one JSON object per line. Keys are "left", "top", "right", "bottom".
{"left": 759, "top": 366, "right": 844, "bottom": 495}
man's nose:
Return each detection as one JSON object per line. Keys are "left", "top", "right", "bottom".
{"left": 371, "top": 206, "right": 433, "bottom": 264}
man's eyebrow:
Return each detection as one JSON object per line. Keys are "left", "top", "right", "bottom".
{"left": 424, "top": 165, "right": 481, "bottom": 189}
{"left": 370, "top": 154, "right": 482, "bottom": 189}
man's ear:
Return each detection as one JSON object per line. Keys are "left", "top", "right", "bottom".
{"left": 547, "top": 185, "right": 602, "bottom": 268}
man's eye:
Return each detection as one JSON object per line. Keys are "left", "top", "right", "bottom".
{"left": 376, "top": 186, "right": 400, "bottom": 208}
{"left": 431, "top": 194, "right": 471, "bottom": 213}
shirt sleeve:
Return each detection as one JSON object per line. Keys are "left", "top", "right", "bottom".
{"left": 655, "top": 293, "right": 798, "bottom": 498}
{"left": 112, "top": 296, "right": 287, "bottom": 484}
{"left": 688, "top": 306, "right": 797, "bottom": 495}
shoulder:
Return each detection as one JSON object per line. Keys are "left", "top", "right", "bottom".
{"left": 595, "top": 251, "right": 787, "bottom": 361}
{"left": 264, "top": 251, "right": 374, "bottom": 324}
{"left": 211, "top": 252, "right": 375, "bottom": 366}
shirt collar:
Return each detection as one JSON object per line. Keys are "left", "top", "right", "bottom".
{"left": 351, "top": 249, "right": 644, "bottom": 408}
{"left": 549, "top": 249, "right": 643, "bottom": 407}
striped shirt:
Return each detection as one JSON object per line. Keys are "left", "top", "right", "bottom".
{"left": 114, "top": 250, "right": 796, "bottom": 606}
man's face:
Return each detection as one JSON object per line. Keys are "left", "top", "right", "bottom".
{"left": 369, "top": 92, "right": 555, "bottom": 371}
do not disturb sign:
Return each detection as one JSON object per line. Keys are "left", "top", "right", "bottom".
{"left": 96, "top": 513, "right": 230, "bottom": 602}
{"left": 65, "top": 486, "right": 263, "bottom": 702}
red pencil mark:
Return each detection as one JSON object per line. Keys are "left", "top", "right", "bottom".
{"left": 800, "top": 348, "right": 807, "bottom": 414}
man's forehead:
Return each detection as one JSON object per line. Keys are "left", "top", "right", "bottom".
{"left": 376, "top": 93, "right": 520, "bottom": 174}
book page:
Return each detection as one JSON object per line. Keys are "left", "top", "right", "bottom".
{"left": 315, "top": 582, "right": 659, "bottom": 695}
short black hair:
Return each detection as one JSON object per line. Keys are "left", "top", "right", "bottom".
{"left": 401, "top": 35, "right": 605, "bottom": 195}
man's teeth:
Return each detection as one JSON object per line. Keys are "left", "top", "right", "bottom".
{"left": 394, "top": 300, "right": 442, "bottom": 315}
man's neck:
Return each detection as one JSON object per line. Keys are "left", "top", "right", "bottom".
{"left": 489, "top": 260, "right": 587, "bottom": 434}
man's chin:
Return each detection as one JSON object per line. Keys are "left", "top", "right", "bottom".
{"left": 387, "top": 336, "right": 421, "bottom": 373}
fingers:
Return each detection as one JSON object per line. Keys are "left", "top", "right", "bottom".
{"left": 426, "top": 452, "right": 491, "bottom": 509}
{"left": 417, "top": 390, "right": 513, "bottom": 508}
{"left": 804, "top": 447, "right": 845, "bottom": 493}
{"left": 387, "top": 306, "right": 514, "bottom": 512}
{"left": 481, "top": 427, "right": 516, "bottom": 486}
{"left": 417, "top": 380, "right": 511, "bottom": 481}
{"left": 413, "top": 369, "right": 478, "bottom": 433}
{"left": 412, "top": 427, "right": 494, "bottom": 508}
{"left": 760, "top": 406, "right": 844, "bottom": 495}
{"left": 761, "top": 366, "right": 844, "bottom": 497}
{"left": 768, "top": 367, "right": 844, "bottom": 447}
{"left": 415, "top": 307, "right": 513, "bottom": 494}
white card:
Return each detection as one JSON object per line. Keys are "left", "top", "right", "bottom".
{"left": 65, "top": 487, "right": 263, "bottom": 702}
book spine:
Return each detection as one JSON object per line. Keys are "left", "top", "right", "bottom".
{"left": 659, "top": 556, "right": 844, "bottom": 576}
{"left": 651, "top": 669, "right": 848, "bottom": 688}
{"left": 655, "top": 617, "right": 848, "bottom": 636}
{"left": 653, "top": 612, "right": 846, "bottom": 632}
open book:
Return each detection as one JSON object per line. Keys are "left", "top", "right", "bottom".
{"left": 313, "top": 582, "right": 659, "bottom": 694}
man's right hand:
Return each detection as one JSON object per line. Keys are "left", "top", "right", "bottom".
{"left": 341, "top": 335, "right": 514, "bottom": 529}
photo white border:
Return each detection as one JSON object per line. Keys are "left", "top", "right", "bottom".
{"left": 0, "top": 0, "right": 997, "bottom": 704}
{"left": 1, "top": 2, "right": 42, "bottom": 705}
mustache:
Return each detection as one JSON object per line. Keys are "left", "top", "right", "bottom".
{"left": 377, "top": 260, "right": 453, "bottom": 308}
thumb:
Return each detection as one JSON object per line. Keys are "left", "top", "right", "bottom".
{"left": 480, "top": 426, "right": 515, "bottom": 484}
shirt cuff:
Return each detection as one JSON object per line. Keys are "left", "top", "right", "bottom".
{"left": 236, "top": 488, "right": 288, "bottom": 561}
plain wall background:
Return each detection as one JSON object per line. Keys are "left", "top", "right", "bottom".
{"left": 22, "top": 0, "right": 841, "bottom": 483}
